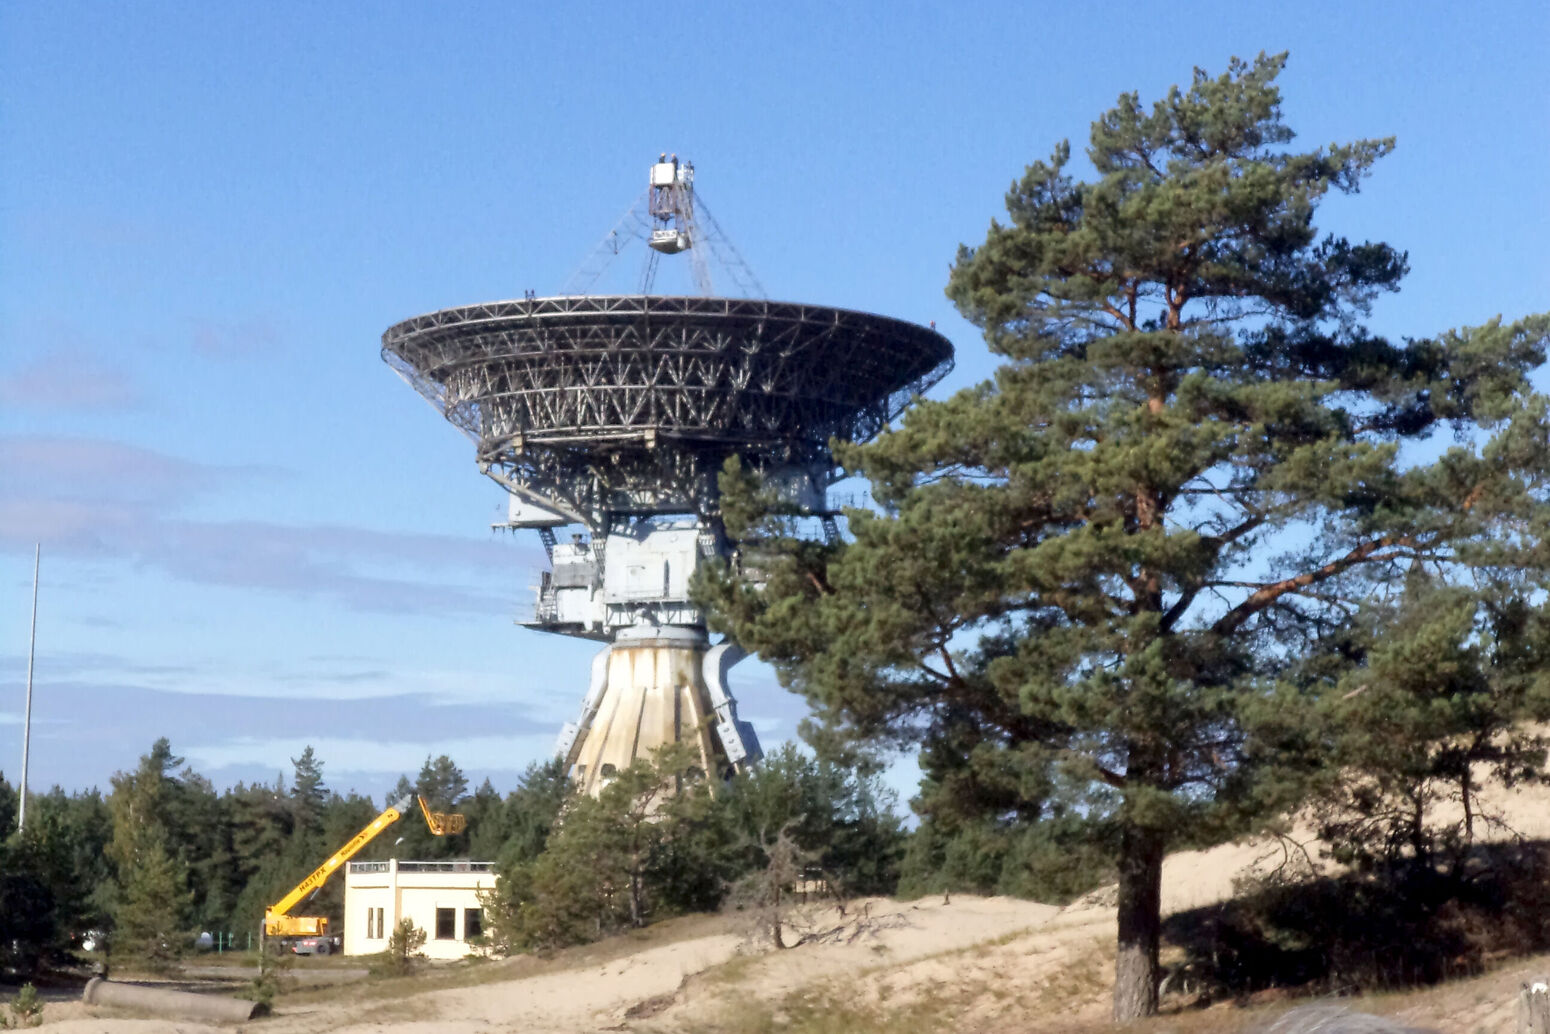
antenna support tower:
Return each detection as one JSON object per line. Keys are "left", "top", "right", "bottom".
{"left": 385, "top": 159, "right": 953, "bottom": 795}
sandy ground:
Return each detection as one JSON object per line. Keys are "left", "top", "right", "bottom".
{"left": 31, "top": 778, "right": 1550, "bottom": 1033}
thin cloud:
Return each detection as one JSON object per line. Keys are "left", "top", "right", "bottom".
{"left": 0, "top": 433, "right": 540, "bottom": 615}
{"left": 0, "top": 352, "right": 141, "bottom": 411}
{"left": 0, "top": 434, "right": 238, "bottom": 506}
{"left": 0, "top": 651, "right": 199, "bottom": 680}
{"left": 274, "top": 669, "right": 391, "bottom": 685}
{"left": 0, "top": 675, "right": 562, "bottom": 793}
{"left": 182, "top": 733, "right": 560, "bottom": 779}
{"left": 69, "top": 614, "right": 122, "bottom": 629}
{"left": 0, "top": 650, "right": 563, "bottom": 706}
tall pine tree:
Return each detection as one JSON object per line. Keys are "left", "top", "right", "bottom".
{"left": 702, "top": 53, "right": 1550, "bottom": 1019}
{"left": 108, "top": 740, "right": 193, "bottom": 966}
{"left": 289, "top": 746, "right": 328, "bottom": 838}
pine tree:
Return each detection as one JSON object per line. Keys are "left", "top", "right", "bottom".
{"left": 719, "top": 743, "right": 905, "bottom": 898}
{"left": 487, "top": 746, "right": 711, "bottom": 951}
{"left": 113, "top": 830, "right": 191, "bottom": 970}
{"left": 405, "top": 755, "right": 471, "bottom": 859}
{"left": 702, "top": 53, "right": 1550, "bottom": 1019}
{"left": 1315, "top": 576, "right": 1550, "bottom": 872}
{"left": 170, "top": 770, "right": 228, "bottom": 934}
{"left": 4, "top": 789, "right": 114, "bottom": 965}
{"left": 495, "top": 760, "right": 570, "bottom": 866}
{"left": 415, "top": 754, "right": 469, "bottom": 808}
{"left": 108, "top": 742, "right": 195, "bottom": 968}
{"left": 463, "top": 778, "right": 507, "bottom": 862}
{"left": 289, "top": 746, "right": 328, "bottom": 838}
{"left": 226, "top": 779, "right": 293, "bottom": 928}
{"left": 0, "top": 836, "right": 58, "bottom": 977}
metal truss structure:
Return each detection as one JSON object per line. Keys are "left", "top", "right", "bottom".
{"left": 382, "top": 294, "right": 953, "bottom": 528}
{"left": 385, "top": 158, "right": 954, "bottom": 795}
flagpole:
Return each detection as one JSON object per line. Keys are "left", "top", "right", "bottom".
{"left": 19, "top": 543, "right": 39, "bottom": 833}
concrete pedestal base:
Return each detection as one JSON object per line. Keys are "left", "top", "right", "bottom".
{"left": 569, "top": 640, "right": 722, "bottom": 795}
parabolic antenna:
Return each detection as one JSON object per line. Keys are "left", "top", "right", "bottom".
{"left": 383, "top": 295, "right": 951, "bottom": 526}
{"left": 385, "top": 159, "right": 953, "bottom": 794}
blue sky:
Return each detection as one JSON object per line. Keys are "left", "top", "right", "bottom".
{"left": 2, "top": 1, "right": 1546, "bottom": 803}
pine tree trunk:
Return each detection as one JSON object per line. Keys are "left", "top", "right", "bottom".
{"left": 1113, "top": 822, "right": 1165, "bottom": 1022}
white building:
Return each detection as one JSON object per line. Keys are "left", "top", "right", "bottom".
{"left": 342, "top": 859, "right": 494, "bottom": 960}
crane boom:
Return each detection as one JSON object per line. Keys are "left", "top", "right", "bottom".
{"left": 264, "top": 793, "right": 462, "bottom": 938}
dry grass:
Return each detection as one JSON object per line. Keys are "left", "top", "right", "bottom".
{"left": 682, "top": 985, "right": 957, "bottom": 1034}
{"left": 351, "top": 994, "right": 440, "bottom": 1025}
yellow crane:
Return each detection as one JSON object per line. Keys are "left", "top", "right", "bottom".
{"left": 263, "top": 794, "right": 466, "bottom": 943}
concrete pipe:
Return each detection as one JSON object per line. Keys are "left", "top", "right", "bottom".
{"left": 82, "top": 977, "right": 260, "bottom": 1022}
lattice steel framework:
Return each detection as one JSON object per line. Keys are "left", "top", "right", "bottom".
{"left": 383, "top": 294, "right": 953, "bottom": 527}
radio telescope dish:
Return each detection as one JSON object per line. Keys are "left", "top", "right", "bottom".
{"left": 385, "top": 159, "right": 953, "bottom": 794}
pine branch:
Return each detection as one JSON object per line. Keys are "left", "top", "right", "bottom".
{"left": 1210, "top": 534, "right": 1414, "bottom": 636}
{"left": 1202, "top": 512, "right": 1268, "bottom": 548}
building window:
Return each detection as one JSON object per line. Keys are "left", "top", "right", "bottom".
{"left": 464, "top": 908, "right": 483, "bottom": 940}
{"left": 435, "top": 907, "right": 456, "bottom": 940}
{"left": 374, "top": 907, "right": 384, "bottom": 939}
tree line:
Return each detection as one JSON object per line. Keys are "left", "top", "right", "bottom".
{"left": 0, "top": 737, "right": 925, "bottom": 974}
{"left": 0, "top": 726, "right": 1139, "bottom": 976}
{"left": 0, "top": 740, "right": 531, "bottom": 973}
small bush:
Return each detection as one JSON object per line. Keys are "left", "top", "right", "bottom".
{"left": 2, "top": 984, "right": 43, "bottom": 1029}
{"left": 725, "top": 822, "right": 823, "bottom": 949}
{"left": 370, "top": 919, "right": 426, "bottom": 977}
{"left": 236, "top": 940, "right": 293, "bottom": 1013}
{"left": 235, "top": 970, "right": 278, "bottom": 1015}
{"left": 462, "top": 932, "right": 492, "bottom": 961}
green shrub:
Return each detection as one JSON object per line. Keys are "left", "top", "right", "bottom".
{"left": 235, "top": 970, "right": 278, "bottom": 1015}
{"left": 370, "top": 919, "right": 426, "bottom": 977}
{"left": 2, "top": 984, "right": 43, "bottom": 1029}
